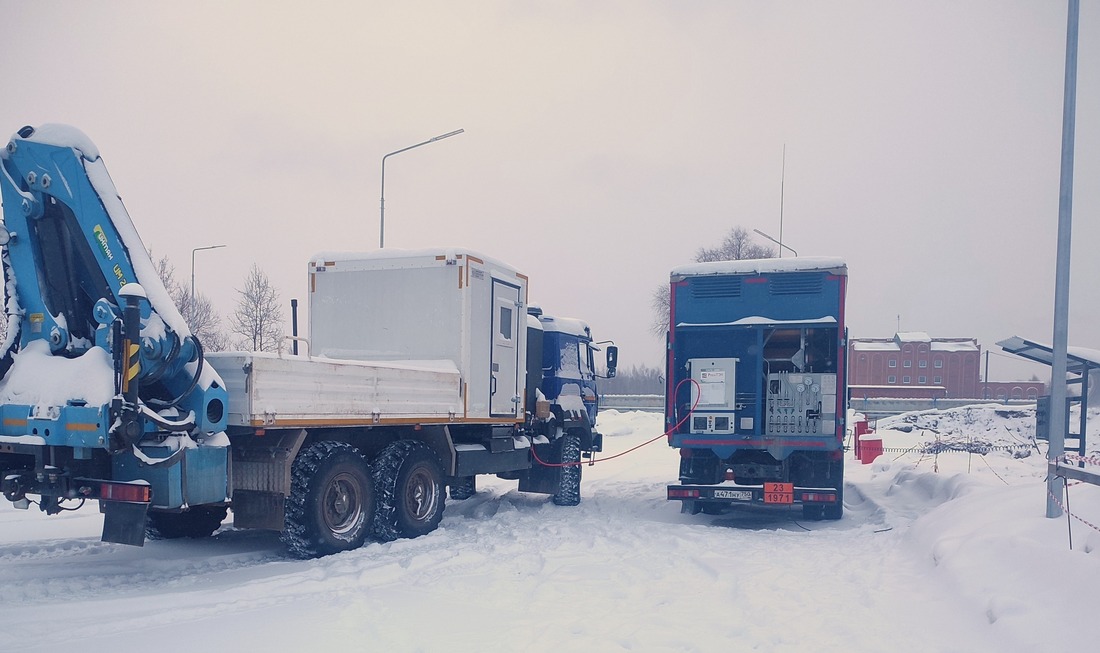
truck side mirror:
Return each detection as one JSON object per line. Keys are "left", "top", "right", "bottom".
{"left": 605, "top": 345, "right": 618, "bottom": 378}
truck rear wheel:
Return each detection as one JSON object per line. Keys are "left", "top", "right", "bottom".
{"left": 371, "top": 440, "right": 446, "bottom": 542}
{"left": 283, "top": 441, "right": 376, "bottom": 558}
{"left": 552, "top": 433, "right": 582, "bottom": 506}
{"left": 145, "top": 506, "right": 227, "bottom": 540}
{"left": 823, "top": 460, "right": 844, "bottom": 520}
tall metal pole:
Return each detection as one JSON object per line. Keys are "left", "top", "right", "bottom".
{"left": 779, "top": 144, "right": 786, "bottom": 258}
{"left": 1047, "top": 0, "right": 1079, "bottom": 519}
{"left": 984, "top": 350, "right": 990, "bottom": 400}
{"left": 379, "top": 128, "right": 464, "bottom": 249}
{"left": 191, "top": 244, "right": 226, "bottom": 304}
{"left": 290, "top": 298, "right": 299, "bottom": 356}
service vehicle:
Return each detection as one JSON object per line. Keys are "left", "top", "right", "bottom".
{"left": 664, "top": 257, "right": 847, "bottom": 519}
{"left": 0, "top": 124, "right": 615, "bottom": 557}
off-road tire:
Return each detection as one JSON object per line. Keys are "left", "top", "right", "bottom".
{"left": 371, "top": 440, "right": 446, "bottom": 542}
{"left": 282, "top": 441, "right": 376, "bottom": 559}
{"left": 145, "top": 506, "right": 228, "bottom": 540}
{"left": 551, "top": 432, "right": 582, "bottom": 506}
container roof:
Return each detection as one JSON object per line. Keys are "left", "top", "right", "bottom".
{"left": 671, "top": 256, "right": 846, "bottom": 279}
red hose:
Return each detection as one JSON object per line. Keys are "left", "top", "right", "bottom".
{"left": 531, "top": 378, "right": 700, "bottom": 468}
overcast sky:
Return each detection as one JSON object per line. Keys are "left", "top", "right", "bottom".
{"left": 2, "top": 1, "right": 1097, "bottom": 382}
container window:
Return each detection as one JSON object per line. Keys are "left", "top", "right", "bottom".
{"left": 499, "top": 306, "right": 513, "bottom": 340}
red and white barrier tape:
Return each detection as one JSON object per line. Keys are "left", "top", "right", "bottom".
{"left": 1060, "top": 452, "right": 1100, "bottom": 468}
{"left": 1048, "top": 483, "right": 1100, "bottom": 536}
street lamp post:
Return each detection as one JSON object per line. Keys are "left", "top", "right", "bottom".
{"left": 379, "top": 129, "right": 464, "bottom": 248}
{"left": 191, "top": 244, "right": 227, "bottom": 303}
{"left": 753, "top": 228, "right": 797, "bottom": 257}
{"left": 1047, "top": 0, "right": 1080, "bottom": 518}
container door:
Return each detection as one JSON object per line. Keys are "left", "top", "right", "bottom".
{"left": 491, "top": 280, "right": 522, "bottom": 417}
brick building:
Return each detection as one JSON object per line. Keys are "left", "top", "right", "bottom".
{"left": 848, "top": 332, "right": 981, "bottom": 399}
{"left": 981, "top": 381, "right": 1045, "bottom": 401}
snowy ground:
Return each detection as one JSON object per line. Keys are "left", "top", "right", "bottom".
{"left": 2, "top": 406, "right": 1098, "bottom": 653}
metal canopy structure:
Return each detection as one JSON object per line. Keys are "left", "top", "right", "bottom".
{"left": 998, "top": 335, "right": 1099, "bottom": 487}
{"left": 997, "top": 336, "right": 1100, "bottom": 378}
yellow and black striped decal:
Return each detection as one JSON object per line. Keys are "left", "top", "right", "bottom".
{"left": 121, "top": 341, "right": 140, "bottom": 392}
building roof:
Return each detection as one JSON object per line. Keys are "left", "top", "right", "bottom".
{"left": 850, "top": 333, "right": 979, "bottom": 353}
{"left": 895, "top": 331, "right": 931, "bottom": 342}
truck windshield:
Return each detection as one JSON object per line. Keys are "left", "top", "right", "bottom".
{"left": 559, "top": 339, "right": 580, "bottom": 376}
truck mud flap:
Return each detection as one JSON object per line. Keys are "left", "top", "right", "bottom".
{"left": 518, "top": 459, "right": 560, "bottom": 495}
{"left": 231, "top": 490, "right": 285, "bottom": 531}
{"left": 100, "top": 500, "right": 150, "bottom": 547}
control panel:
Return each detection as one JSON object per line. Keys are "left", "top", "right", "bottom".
{"left": 688, "top": 358, "right": 738, "bottom": 434}
{"left": 765, "top": 372, "right": 836, "bottom": 436}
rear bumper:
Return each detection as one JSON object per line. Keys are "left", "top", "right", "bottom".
{"left": 667, "top": 483, "right": 839, "bottom": 507}
{"left": 2, "top": 468, "right": 152, "bottom": 505}
{"left": 2, "top": 442, "right": 227, "bottom": 510}
{"left": 669, "top": 436, "right": 843, "bottom": 461}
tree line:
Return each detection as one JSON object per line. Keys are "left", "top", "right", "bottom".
{"left": 154, "top": 253, "right": 284, "bottom": 352}
{"left": 0, "top": 252, "right": 286, "bottom": 353}
{"left": 599, "top": 364, "right": 665, "bottom": 395}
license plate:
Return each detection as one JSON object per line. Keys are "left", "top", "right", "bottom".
{"left": 763, "top": 482, "right": 794, "bottom": 504}
{"left": 713, "top": 489, "right": 752, "bottom": 501}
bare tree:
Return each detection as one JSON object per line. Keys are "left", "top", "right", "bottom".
{"left": 231, "top": 264, "right": 283, "bottom": 352}
{"left": 695, "top": 226, "right": 775, "bottom": 262}
{"left": 650, "top": 226, "right": 776, "bottom": 337}
{"left": 649, "top": 284, "right": 671, "bottom": 338}
{"left": 176, "top": 291, "right": 229, "bottom": 352}
{"left": 152, "top": 252, "right": 228, "bottom": 351}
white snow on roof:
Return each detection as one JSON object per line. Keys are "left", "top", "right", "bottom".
{"left": 931, "top": 341, "right": 979, "bottom": 352}
{"left": 852, "top": 335, "right": 979, "bottom": 353}
{"left": 896, "top": 331, "right": 931, "bottom": 342}
{"left": 851, "top": 341, "right": 900, "bottom": 351}
{"left": 671, "top": 256, "right": 846, "bottom": 278}
{"left": 311, "top": 248, "right": 520, "bottom": 276}
{"left": 539, "top": 315, "right": 590, "bottom": 338}
{"left": 1069, "top": 346, "right": 1100, "bottom": 365}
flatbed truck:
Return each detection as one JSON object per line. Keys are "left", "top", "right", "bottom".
{"left": 0, "top": 124, "right": 615, "bottom": 557}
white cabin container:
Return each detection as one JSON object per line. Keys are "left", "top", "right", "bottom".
{"left": 308, "top": 249, "right": 529, "bottom": 422}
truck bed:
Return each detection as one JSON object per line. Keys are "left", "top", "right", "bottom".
{"left": 207, "top": 352, "right": 463, "bottom": 428}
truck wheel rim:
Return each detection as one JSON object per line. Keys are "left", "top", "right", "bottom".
{"left": 404, "top": 466, "right": 439, "bottom": 522}
{"left": 323, "top": 472, "right": 362, "bottom": 535}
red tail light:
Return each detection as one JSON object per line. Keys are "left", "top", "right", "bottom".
{"left": 100, "top": 482, "right": 151, "bottom": 503}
